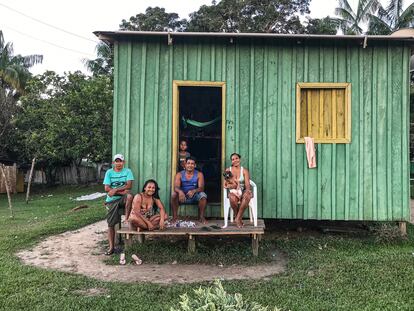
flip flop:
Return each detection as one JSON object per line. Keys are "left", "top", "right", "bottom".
{"left": 131, "top": 254, "right": 142, "bottom": 265}
{"left": 104, "top": 249, "right": 114, "bottom": 256}
{"left": 119, "top": 253, "right": 126, "bottom": 265}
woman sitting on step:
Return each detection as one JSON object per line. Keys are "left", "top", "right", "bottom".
{"left": 128, "top": 179, "right": 167, "bottom": 231}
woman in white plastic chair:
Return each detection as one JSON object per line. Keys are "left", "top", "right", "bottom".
{"left": 226, "top": 153, "right": 252, "bottom": 228}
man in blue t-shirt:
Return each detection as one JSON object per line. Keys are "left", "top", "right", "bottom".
{"left": 103, "top": 153, "right": 134, "bottom": 255}
{"left": 171, "top": 156, "right": 208, "bottom": 224}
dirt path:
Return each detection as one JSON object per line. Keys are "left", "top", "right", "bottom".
{"left": 16, "top": 221, "right": 286, "bottom": 284}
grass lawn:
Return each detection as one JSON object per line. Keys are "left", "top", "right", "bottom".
{"left": 0, "top": 186, "right": 413, "bottom": 310}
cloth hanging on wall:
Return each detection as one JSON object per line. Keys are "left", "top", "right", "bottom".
{"left": 304, "top": 137, "right": 317, "bottom": 168}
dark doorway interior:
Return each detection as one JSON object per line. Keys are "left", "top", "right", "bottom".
{"left": 179, "top": 86, "right": 222, "bottom": 203}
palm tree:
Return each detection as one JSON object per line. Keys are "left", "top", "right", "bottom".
{"left": 367, "top": 0, "right": 414, "bottom": 34}
{"left": 335, "top": 0, "right": 380, "bottom": 34}
{"left": 0, "top": 31, "right": 43, "bottom": 93}
{"left": 82, "top": 42, "right": 113, "bottom": 76}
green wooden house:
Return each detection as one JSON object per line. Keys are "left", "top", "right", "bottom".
{"left": 95, "top": 31, "right": 413, "bottom": 226}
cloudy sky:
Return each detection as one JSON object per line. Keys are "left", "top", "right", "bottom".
{"left": 0, "top": 0, "right": 352, "bottom": 75}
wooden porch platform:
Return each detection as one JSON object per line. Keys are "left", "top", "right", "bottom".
{"left": 117, "top": 219, "right": 265, "bottom": 256}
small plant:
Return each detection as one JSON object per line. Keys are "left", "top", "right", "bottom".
{"left": 369, "top": 223, "right": 405, "bottom": 243}
{"left": 171, "top": 279, "right": 281, "bottom": 311}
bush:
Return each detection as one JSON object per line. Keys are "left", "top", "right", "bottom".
{"left": 171, "top": 280, "right": 281, "bottom": 311}
{"left": 369, "top": 223, "right": 405, "bottom": 243}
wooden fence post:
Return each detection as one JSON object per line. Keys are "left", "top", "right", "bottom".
{"left": 26, "top": 158, "right": 36, "bottom": 204}
{"left": 0, "top": 164, "right": 14, "bottom": 218}
{"left": 12, "top": 163, "right": 17, "bottom": 194}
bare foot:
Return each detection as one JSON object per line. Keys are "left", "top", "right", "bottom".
{"left": 235, "top": 218, "right": 244, "bottom": 228}
{"left": 199, "top": 217, "right": 208, "bottom": 224}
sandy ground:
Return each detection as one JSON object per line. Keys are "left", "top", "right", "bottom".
{"left": 16, "top": 220, "right": 286, "bottom": 284}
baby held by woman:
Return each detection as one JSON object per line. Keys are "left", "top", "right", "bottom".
{"left": 223, "top": 169, "right": 242, "bottom": 203}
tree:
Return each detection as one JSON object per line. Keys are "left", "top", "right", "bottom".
{"left": 186, "top": 0, "right": 311, "bottom": 33}
{"left": 14, "top": 71, "right": 112, "bottom": 184}
{"left": 0, "top": 31, "right": 42, "bottom": 159}
{"left": 304, "top": 16, "right": 339, "bottom": 34}
{"left": 335, "top": 0, "right": 380, "bottom": 34}
{"left": 367, "top": 0, "right": 414, "bottom": 34}
{"left": 119, "top": 6, "right": 187, "bottom": 31}
{"left": 83, "top": 42, "right": 113, "bottom": 76}
{"left": 0, "top": 31, "right": 42, "bottom": 93}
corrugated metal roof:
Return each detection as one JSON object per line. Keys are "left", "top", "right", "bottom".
{"left": 94, "top": 30, "right": 414, "bottom": 45}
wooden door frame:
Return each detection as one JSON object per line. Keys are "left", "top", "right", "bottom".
{"left": 171, "top": 80, "right": 226, "bottom": 206}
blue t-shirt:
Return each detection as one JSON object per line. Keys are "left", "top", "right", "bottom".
{"left": 103, "top": 167, "right": 134, "bottom": 203}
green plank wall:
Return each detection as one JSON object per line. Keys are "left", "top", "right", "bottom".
{"left": 113, "top": 37, "right": 410, "bottom": 221}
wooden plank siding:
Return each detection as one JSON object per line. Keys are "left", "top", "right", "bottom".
{"left": 113, "top": 37, "right": 411, "bottom": 222}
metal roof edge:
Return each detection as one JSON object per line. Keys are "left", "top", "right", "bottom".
{"left": 93, "top": 30, "right": 414, "bottom": 44}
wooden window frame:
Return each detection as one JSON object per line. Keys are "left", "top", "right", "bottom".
{"left": 296, "top": 82, "right": 351, "bottom": 144}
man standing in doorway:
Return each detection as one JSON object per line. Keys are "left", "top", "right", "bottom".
{"left": 171, "top": 156, "right": 208, "bottom": 223}
{"left": 103, "top": 154, "right": 134, "bottom": 255}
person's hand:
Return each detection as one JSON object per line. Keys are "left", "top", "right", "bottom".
{"left": 108, "top": 189, "right": 117, "bottom": 197}
{"left": 123, "top": 217, "right": 129, "bottom": 224}
{"left": 159, "top": 220, "right": 165, "bottom": 230}
{"left": 187, "top": 190, "right": 195, "bottom": 198}
{"left": 178, "top": 191, "right": 186, "bottom": 203}
{"left": 147, "top": 223, "right": 155, "bottom": 231}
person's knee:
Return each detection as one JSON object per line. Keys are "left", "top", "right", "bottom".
{"left": 229, "top": 195, "right": 238, "bottom": 204}
{"left": 171, "top": 191, "right": 178, "bottom": 200}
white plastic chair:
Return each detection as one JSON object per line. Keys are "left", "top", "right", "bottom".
{"left": 222, "top": 180, "right": 258, "bottom": 228}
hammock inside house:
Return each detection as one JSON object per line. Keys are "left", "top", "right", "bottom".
{"left": 181, "top": 116, "right": 221, "bottom": 128}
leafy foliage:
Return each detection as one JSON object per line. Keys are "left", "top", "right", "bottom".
{"left": 335, "top": 0, "right": 380, "bottom": 34}
{"left": 13, "top": 71, "right": 112, "bottom": 183}
{"left": 0, "top": 31, "right": 42, "bottom": 160}
{"left": 367, "top": 0, "right": 414, "bottom": 34}
{"left": 187, "top": 0, "right": 311, "bottom": 33}
{"left": 171, "top": 280, "right": 281, "bottom": 311}
{"left": 304, "top": 16, "right": 340, "bottom": 34}
{"left": 120, "top": 6, "right": 187, "bottom": 31}
{"left": 83, "top": 42, "right": 113, "bottom": 77}
{"left": 0, "top": 31, "right": 42, "bottom": 93}
{"left": 118, "top": 1, "right": 338, "bottom": 35}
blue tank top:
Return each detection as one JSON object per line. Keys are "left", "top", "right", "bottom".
{"left": 181, "top": 170, "right": 198, "bottom": 193}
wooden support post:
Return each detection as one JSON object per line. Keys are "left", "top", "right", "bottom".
{"left": 188, "top": 234, "right": 196, "bottom": 253}
{"left": 12, "top": 163, "right": 17, "bottom": 194}
{"left": 125, "top": 234, "right": 133, "bottom": 248}
{"left": 0, "top": 164, "right": 13, "bottom": 218}
{"left": 137, "top": 234, "right": 145, "bottom": 244}
{"left": 398, "top": 221, "right": 407, "bottom": 236}
{"left": 26, "top": 158, "right": 36, "bottom": 204}
{"left": 252, "top": 234, "right": 259, "bottom": 257}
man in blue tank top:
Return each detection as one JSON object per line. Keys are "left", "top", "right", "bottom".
{"left": 171, "top": 156, "right": 208, "bottom": 223}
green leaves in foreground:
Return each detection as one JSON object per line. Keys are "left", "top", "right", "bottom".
{"left": 171, "top": 279, "right": 281, "bottom": 311}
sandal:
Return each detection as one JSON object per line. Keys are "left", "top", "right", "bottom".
{"left": 131, "top": 254, "right": 142, "bottom": 265}
{"left": 104, "top": 249, "right": 114, "bottom": 256}
{"left": 119, "top": 253, "right": 126, "bottom": 265}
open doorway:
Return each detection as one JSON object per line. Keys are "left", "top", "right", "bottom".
{"left": 172, "top": 81, "right": 225, "bottom": 204}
